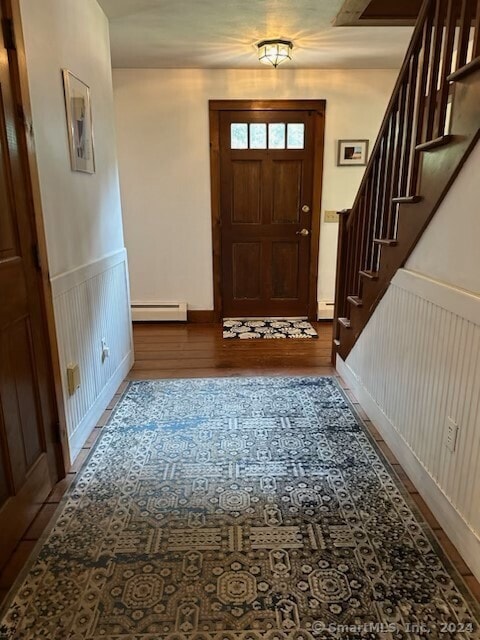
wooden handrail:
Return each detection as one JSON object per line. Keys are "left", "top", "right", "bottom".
{"left": 333, "top": 0, "right": 480, "bottom": 361}
{"left": 346, "top": 0, "right": 432, "bottom": 231}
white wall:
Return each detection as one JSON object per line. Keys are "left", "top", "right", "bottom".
{"left": 406, "top": 142, "right": 480, "bottom": 295}
{"left": 340, "top": 142, "right": 480, "bottom": 579}
{"left": 19, "top": 0, "right": 133, "bottom": 459}
{"left": 112, "top": 68, "right": 397, "bottom": 310}
{"left": 20, "top": 0, "right": 124, "bottom": 277}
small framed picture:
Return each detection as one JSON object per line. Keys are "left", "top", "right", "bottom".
{"left": 337, "top": 139, "right": 369, "bottom": 166}
{"left": 62, "top": 70, "right": 95, "bottom": 174}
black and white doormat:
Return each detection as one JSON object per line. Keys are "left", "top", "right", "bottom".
{"left": 223, "top": 318, "right": 318, "bottom": 339}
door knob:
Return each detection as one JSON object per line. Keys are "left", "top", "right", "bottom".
{"left": 302, "top": 205, "right": 310, "bottom": 213}
{"left": 296, "top": 228, "right": 310, "bottom": 236}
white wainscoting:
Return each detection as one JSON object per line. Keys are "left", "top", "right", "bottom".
{"left": 337, "top": 268, "right": 480, "bottom": 580}
{"left": 51, "top": 249, "right": 133, "bottom": 461}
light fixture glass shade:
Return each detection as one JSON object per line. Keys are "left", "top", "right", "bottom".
{"left": 257, "top": 39, "right": 293, "bottom": 68}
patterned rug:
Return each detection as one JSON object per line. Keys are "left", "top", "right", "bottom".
{"left": 1, "top": 376, "right": 479, "bottom": 640}
{"left": 223, "top": 319, "right": 318, "bottom": 339}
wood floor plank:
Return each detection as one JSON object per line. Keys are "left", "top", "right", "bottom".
{"left": 129, "top": 366, "right": 337, "bottom": 380}
{"left": 134, "top": 340, "right": 332, "bottom": 351}
{"left": 3, "top": 320, "right": 478, "bottom": 609}
{"left": 131, "top": 322, "right": 334, "bottom": 376}
{"left": 23, "top": 504, "right": 58, "bottom": 541}
{"left": 434, "top": 531, "right": 472, "bottom": 576}
{"left": 465, "top": 575, "right": 480, "bottom": 601}
{"left": 133, "top": 357, "right": 333, "bottom": 371}
{"left": 45, "top": 473, "right": 75, "bottom": 504}
{"left": 0, "top": 541, "right": 37, "bottom": 590}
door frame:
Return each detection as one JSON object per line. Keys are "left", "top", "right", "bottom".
{"left": 209, "top": 99, "right": 326, "bottom": 322}
{"left": 4, "top": 0, "right": 69, "bottom": 470}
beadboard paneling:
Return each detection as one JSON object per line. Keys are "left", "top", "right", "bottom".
{"left": 51, "top": 250, "right": 133, "bottom": 460}
{"left": 342, "top": 268, "right": 480, "bottom": 577}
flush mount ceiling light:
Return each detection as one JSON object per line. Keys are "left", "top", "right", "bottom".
{"left": 257, "top": 39, "right": 293, "bottom": 68}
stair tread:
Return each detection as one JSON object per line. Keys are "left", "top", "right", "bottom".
{"left": 347, "top": 295, "right": 363, "bottom": 307}
{"left": 373, "top": 238, "right": 398, "bottom": 246}
{"left": 447, "top": 56, "right": 480, "bottom": 82}
{"left": 416, "top": 134, "right": 453, "bottom": 152}
{"left": 334, "top": 32, "right": 478, "bottom": 364}
{"left": 392, "top": 195, "right": 422, "bottom": 204}
{"left": 359, "top": 270, "right": 379, "bottom": 280}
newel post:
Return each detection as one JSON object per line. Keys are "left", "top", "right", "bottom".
{"left": 331, "top": 209, "right": 351, "bottom": 364}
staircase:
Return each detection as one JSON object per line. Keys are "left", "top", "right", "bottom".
{"left": 333, "top": 0, "right": 480, "bottom": 362}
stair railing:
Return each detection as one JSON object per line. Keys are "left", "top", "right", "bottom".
{"left": 333, "top": 0, "right": 480, "bottom": 359}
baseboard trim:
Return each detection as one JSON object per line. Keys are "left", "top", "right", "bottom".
{"left": 187, "top": 310, "right": 216, "bottom": 323}
{"left": 317, "top": 300, "right": 334, "bottom": 320}
{"left": 68, "top": 350, "right": 134, "bottom": 462}
{"left": 336, "top": 355, "right": 480, "bottom": 582}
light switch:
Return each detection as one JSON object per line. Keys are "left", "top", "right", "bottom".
{"left": 324, "top": 210, "right": 339, "bottom": 223}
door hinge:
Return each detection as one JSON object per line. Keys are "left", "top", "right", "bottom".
{"left": 53, "top": 421, "right": 62, "bottom": 444}
{"left": 17, "top": 104, "right": 25, "bottom": 124}
{"left": 16, "top": 104, "right": 34, "bottom": 137}
{"left": 2, "top": 17, "right": 16, "bottom": 51}
{"left": 32, "top": 243, "right": 41, "bottom": 271}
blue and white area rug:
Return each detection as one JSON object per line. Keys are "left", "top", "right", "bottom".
{"left": 223, "top": 319, "right": 318, "bottom": 339}
{"left": 1, "top": 376, "right": 479, "bottom": 639}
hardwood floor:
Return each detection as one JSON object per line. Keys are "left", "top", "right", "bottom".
{"left": 1, "top": 320, "right": 479, "bottom": 610}
{"left": 129, "top": 321, "right": 335, "bottom": 379}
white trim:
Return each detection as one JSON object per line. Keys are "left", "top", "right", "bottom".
{"left": 336, "top": 355, "right": 480, "bottom": 582}
{"left": 51, "top": 248, "right": 127, "bottom": 298}
{"left": 317, "top": 300, "right": 334, "bottom": 320}
{"left": 393, "top": 269, "right": 480, "bottom": 325}
{"left": 131, "top": 301, "right": 187, "bottom": 322}
{"left": 68, "top": 350, "right": 133, "bottom": 461}
{"left": 124, "top": 253, "right": 134, "bottom": 367}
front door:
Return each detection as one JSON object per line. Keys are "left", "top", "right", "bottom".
{"left": 218, "top": 105, "right": 324, "bottom": 318}
{"left": 0, "top": 1, "right": 62, "bottom": 569}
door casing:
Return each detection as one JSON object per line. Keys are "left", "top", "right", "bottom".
{"left": 209, "top": 100, "right": 326, "bottom": 322}
{"left": 4, "top": 0, "right": 68, "bottom": 467}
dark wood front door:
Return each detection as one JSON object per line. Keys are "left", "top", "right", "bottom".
{"left": 217, "top": 104, "right": 324, "bottom": 318}
{"left": 0, "top": 1, "right": 62, "bottom": 569}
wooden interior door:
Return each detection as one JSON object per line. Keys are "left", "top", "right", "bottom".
{"left": 0, "top": 2, "right": 62, "bottom": 569}
{"left": 219, "top": 108, "right": 320, "bottom": 318}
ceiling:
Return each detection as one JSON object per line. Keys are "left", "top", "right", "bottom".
{"left": 97, "top": 0, "right": 413, "bottom": 69}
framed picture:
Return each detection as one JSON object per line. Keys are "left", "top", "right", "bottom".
{"left": 62, "top": 70, "right": 95, "bottom": 173}
{"left": 337, "top": 139, "right": 369, "bottom": 166}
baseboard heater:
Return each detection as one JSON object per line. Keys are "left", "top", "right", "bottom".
{"left": 317, "top": 300, "right": 334, "bottom": 320}
{"left": 131, "top": 301, "right": 187, "bottom": 322}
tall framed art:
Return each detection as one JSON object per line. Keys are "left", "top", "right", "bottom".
{"left": 62, "top": 69, "right": 95, "bottom": 173}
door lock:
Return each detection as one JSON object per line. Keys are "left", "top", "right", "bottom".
{"left": 296, "top": 228, "right": 310, "bottom": 236}
{"left": 302, "top": 205, "right": 310, "bottom": 213}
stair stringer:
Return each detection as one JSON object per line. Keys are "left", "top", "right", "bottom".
{"left": 338, "top": 67, "right": 480, "bottom": 360}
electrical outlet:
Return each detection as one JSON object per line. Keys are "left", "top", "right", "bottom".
{"left": 324, "top": 210, "right": 339, "bottom": 223}
{"left": 101, "top": 338, "right": 110, "bottom": 363}
{"left": 67, "top": 363, "right": 80, "bottom": 395}
{"left": 445, "top": 416, "right": 459, "bottom": 453}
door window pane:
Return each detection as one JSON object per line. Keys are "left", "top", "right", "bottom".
{"left": 287, "top": 123, "right": 305, "bottom": 149}
{"left": 231, "top": 123, "right": 248, "bottom": 149}
{"left": 231, "top": 121, "right": 305, "bottom": 150}
{"left": 250, "top": 123, "right": 267, "bottom": 149}
{"left": 268, "top": 123, "right": 286, "bottom": 149}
